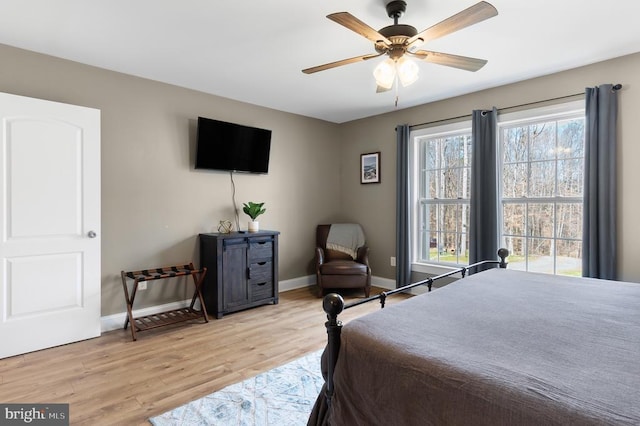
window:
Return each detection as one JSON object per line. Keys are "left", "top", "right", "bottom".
{"left": 499, "top": 104, "right": 584, "bottom": 276}
{"left": 411, "top": 101, "right": 585, "bottom": 276}
{"left": 413, "top": 122, "right": 472, "bottom": 267}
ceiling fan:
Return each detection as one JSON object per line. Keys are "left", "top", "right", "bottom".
{"left": 302, "top": 1, "right": 498, "bottom": 93}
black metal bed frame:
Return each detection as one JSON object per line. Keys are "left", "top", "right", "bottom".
{"left": 320, "top": 248, "right": 510, "bottom": 408}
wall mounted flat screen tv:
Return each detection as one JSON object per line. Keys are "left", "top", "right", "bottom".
{"left": 195, "top": 116, "right": 272, "bottom": 174}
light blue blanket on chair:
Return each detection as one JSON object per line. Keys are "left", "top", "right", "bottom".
{"left": 326, "top": 223, "right": 365, "bottom": 259}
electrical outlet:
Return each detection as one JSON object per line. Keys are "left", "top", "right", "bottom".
{"left": 138, "top": 282, "right": 147, "bottom": 290}
{"left": 390, "top": 256, "right": 396, "bottom": 266}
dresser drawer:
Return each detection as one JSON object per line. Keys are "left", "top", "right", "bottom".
{"left": 249, "top": 261, "right": 273, "bottom": 281}
{"left": 248, "top": 238, "right": 273, "bottom": 260}
{"left": 250, "top": 280, "right": 274, "bottom": 300}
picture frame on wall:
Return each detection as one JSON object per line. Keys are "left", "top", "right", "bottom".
{"left": 361, "top": 152, "right": 380, "bottom": 184}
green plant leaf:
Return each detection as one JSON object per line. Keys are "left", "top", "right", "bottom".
{"left": 242, "top": 201, "right": 266, "bottom": 220}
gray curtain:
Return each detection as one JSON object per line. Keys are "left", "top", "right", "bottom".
{"left": 469, "top": 108, "right": 498, "bottom": 269}
{"left": 583, "top": 84, "right": 618, "bottom": 279}
{"left": 396, "top": 124, "right": 411, "bottom": 288}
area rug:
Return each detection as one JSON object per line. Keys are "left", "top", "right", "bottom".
{"left": 149, "top": 350, "right": 324, "bottom": 426}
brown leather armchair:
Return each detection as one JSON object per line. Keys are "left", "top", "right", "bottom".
{"left": 315, "top": 224, "right": 371, "bottom": 297}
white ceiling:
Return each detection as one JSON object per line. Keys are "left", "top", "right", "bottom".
{"left": 1, "top": 1, "right": 639, "bottom": 123}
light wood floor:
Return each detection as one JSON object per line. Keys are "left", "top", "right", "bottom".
{"left": 0, "top": 286, "right": 411, "bottom": 425}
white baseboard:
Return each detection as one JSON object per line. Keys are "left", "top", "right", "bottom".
{"left": 102, "top": 275, "right": 398, "bottom": 332}
{"left": 278, "top": 275, "right": 315, "bottom": 292}
{"left": 371, "top": 276, "right": 396, "bottom": 290}
{"left": 279, "top": 275, "right": 397, "bottom": 292}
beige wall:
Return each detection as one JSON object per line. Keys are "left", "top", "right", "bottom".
{"left": 2, "top": 43, "right": 639, "bottom": 317}
{"left": 0, "top": 44, "right": 343, "bottom": 315}
{"left": 340, "top": 52, "right": 640, "bottom": 283}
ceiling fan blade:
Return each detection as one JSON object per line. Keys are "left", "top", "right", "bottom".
{"left": 327, "top": 12, "right": 392, "bottom": 45}
{"left": 411, "top": 50, "right": 488, "bottom": 72}
{"left": 407, "top": 1, "right": 498, "bottom": 46}
{"left": 302, "top": 53, "right": 383, "bottom": 74}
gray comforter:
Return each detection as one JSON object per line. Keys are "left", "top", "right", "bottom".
{"left": 311, "top": 268, "right": 640, "bottom": 425}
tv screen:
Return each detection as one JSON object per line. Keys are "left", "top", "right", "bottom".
{"left": 195, "top": 116, "right": 272, "bottom": 174}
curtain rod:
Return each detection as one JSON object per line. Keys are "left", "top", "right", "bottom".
{"left": 409, "top": 84, "right": 622, "bottom": 130}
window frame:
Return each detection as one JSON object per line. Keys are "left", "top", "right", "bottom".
{"left": 498, "top": 100, "right": 585, "bottom": 276}
{"left": 410, "top": 120, "right": 472, "bottom": 275}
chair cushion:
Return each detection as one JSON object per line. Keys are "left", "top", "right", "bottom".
{"left": 320, "top": 260, "right": 368, "bottom": 275}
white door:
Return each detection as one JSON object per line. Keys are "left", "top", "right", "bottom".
{"left": 0, "top": 92, "right": 101, "bottom": 359}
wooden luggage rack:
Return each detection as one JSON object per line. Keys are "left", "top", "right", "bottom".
{"left": 121, "top": 263, "right": 209, "bottom": 341}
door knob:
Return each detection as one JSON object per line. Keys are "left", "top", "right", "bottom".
{"left": 88, "top": 231, "right": 97, "bottom": 238}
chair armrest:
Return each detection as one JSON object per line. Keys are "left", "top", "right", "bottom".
{"left": 316, "top": 247, "right": 325, "bottom": 267}
{"left": 356, "top": 246, "right": 370, "bottom": 266}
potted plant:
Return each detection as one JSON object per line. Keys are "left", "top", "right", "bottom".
{"left": 243, "top": 201, "right": 266, "bottom": 232}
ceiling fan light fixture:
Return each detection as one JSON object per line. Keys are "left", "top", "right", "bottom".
{"left": 373, "top": 56, "right": 419, "bottom": 90}
{"left": 373, "top": 58, "right": 396, "bottom": 89}
{"left": 396, "top": 56, "right": 419, "bottom": 87}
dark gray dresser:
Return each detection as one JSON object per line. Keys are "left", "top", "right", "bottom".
{"left": 199, "top": 231, "right": 279, "bottom": 318}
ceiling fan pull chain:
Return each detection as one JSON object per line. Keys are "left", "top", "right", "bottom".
{"left": 395, "top": 75, "right": 399, "bottom": 107}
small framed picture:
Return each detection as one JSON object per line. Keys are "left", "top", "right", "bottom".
{"left": 361, "top": 152, "right": 381, "bottom": 184}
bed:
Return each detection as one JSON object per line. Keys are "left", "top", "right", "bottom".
{"left": 308, "top": 258, "right": 640, "bottom": 425}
